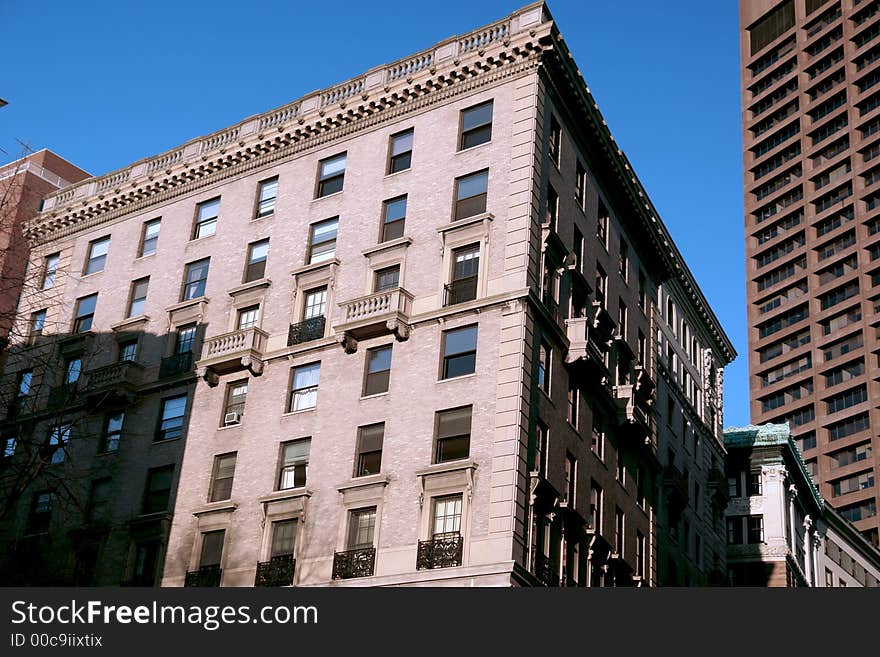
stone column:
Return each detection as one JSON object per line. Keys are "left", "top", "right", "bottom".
{"left": 788, "top": 484, "right": 797, "bottom": 554}
{"left": 803, "top": 515, "right": 813, "bottom": 585}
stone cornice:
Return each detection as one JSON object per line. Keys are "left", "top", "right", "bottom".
{"left": 25, "top": 2, "right": 548, "bottom": 245}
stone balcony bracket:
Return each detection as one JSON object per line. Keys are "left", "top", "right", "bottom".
{"left": 334, "top": 287, "right": 414, "bottom": 354}
{"left": 197, "top": 327, "right": 268, "bottom": 386}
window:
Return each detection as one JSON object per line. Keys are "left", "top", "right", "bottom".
{"left": 727, "top": 516, "right": 744, "bottom": 544}
{"left": 592, "top": 412, "right": 605, "bottom": 460}
{"left": 278, "top": 439, "right": 310, "bottom": 489}
{"left": 30, "top": 309, "right": 46, "bottom": 339}
{"left": 445, "top": 244, "right": 479, "bottom": 305}
{"left": 289, "top": 362, "right": 320, "bottom": 411}
{"left": 84, "top": 236, "right": 110, "bottom": 275}
{"left": 317, "top": 153, "right": 346, "bottom": 197}
{"left": 564, "top": 453, "right": 577, "bottom": 508}
{"left": 534, "top": 422, "right": 548, "bottom": 475}
{"left": 271, "top": 520, "right": 297, "bottom": 558}
{"left": 597, "top": 200, "right": 609, "bottom": 247}
{"left": 617, "top": 453, "right": 626, "bottom": 484}
{"left": 831, "top": 471, "right": 875, "bottom": 497}
{"left": 199, "top": 530, "right": 225, "bottom": 567}
{"left": 182, "top": 258, "right": 210, "bottom": 301}
{"left": 142, "top": 465, "right": 173, "bottom": 514}
{"left": 615, "top": 509, "right": 625, "bottom": 555}
{"left": 388, "top": 129, "right": 413, "bottom": 174}
{"left": 347, "top": 507, "right": 377, "bottom": 549}
{"left": 237, "top": 305, "right": 260, "bottom": 330}
{"left": 223, "top": 380, "right": 248, "bottom": 425}
{"left": 41, "top": 253, "right": 60, "bottom": 289}
{"left": 576, "top": 162, "right": 587, "bottom": 209}
{"left": 619, "top": 240, "right": 629, "bottom": 281}
{"left": 374, "top": 265, "right": 400, "bottom": 292}
{"left": 87, "top": 478, "right": 112, "bottom": 523}
{"left": 27, "top": 492, "right": 52, "bottom": 534}
{"left": 381, "top": 196, "right": 407, "bottom": 242}
{"left": 567, "top": 382, "right": 579, "bottom": 428}
{"left": 454, "top": 170, "right": 488, "bottom": 221}
{"left": 127, "top": 277, "right": 149, "bottom": 317}
{"left": 64, "top": 357, "right": 81, "bottom": 384}
{"left": 595, "top": 265, "right": 607, "bottom": 307}
{"left": 572, "top": 227, "right": 584, "bottom": 273}
{"left": 209, "top": 453, "right": 237, "bottom": 502}
{"left": 176, "top": 324, "right": 197, "bottom": 354}
{"left": 118, "top": 339, "right": 137, "bottom": 363}
{"left": 308, "top": 218, "right": 338, "bottom": 264}
{"left": 747, "top": 472, "right": 763, "bottom": 496}
{"left": 303, "top": 287, "right": 327, "bottom": 320}
{"left": 636, "top": 531, "right": 646, "bottom": 578}
{"left": 363, "top": 345, "right": 392, "bottom": 396}
{"left": 549, "top": 116, "right": 561, "bottom": 166}
{"left": 256, "top": 177, "right": 278, "bottom": 218}
{"left": 3, "top": 436, "right": 16, "bottom": 458}
{"left": 18, "top": 370, "right": 32, "bottom": 398}
{"left": 546, "top": 184, "right": 558, "bottom": 229}
{"left": 747, "top": 516, "right": 764, "bottom": 544}
{"left": 157, "top": 395, "right": 187, "bottom": 441}
{"left": 73, "top": 294, "right": 97, "bottom": 332}
{"left": 441, "top": 325, "right": 478, "bottom": 378}
{"left": 130, "top": 541, "right": 161, "bottom": 586}
{"left": 618, "top": 300, "right": 628, "bottom": 339}
{"left": 538, "top": 341, "right": 551, "bottom": 394}
{"left": 459, "top": 100, "right": 493, "bottom": 149}
{"left": 100, "top": 412, "right": 124, "bottom": 453}
{"left": 589, "top": 483, "right": 603, "bottom": 532}
{"left": 355, "top": 423, "right": 384, "bottom": 477}
{"left": 244, "top": 239, "right": 269, "bottom": 282}
{"left": 433, "top": 495, "right": 463, "bottom": 537}
{"left": 435, "top": 406, "right": 472, "bottom": 463}
{"left": 139, "top": 219, "right": 160, "bottom": 257}
{"left": 193, "top": 198, "right": 220, "bottom": 239}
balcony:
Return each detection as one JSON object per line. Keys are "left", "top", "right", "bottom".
{"left": 288, "top": 316, "right": 326, "bottom": 346}
{"left": 533, "top": 553, "right": 559, "bottom": 587}
{"left": 334, "top": 288, "right": 412, "bottom": 354}
{"left": 706, "top": 467, "right": 730, "bottom": 509}
{"left": 159, "top": 352, "right": 194, "bottom": 378}
{"left": 612, "top": 366, "right": 655, "bottom": 443}
{"left": 254, "top": 554, "right": 296, "bottom": 587}
{"left": 184, "top": 564, "right": 222, "bottom": 587}
{"left": 197, "top": 327, "right": 268, "bottom": 384}
{"left": 663, "top": 462, "right": 689, "bottom": 513}
{"left": 565, "top": 302, "right": 615, "bottom": 385}
{"left": 47, "top": 382, "right": 79, "bottom": 409}
{"left": 83, "top": 361, "right": 144, "bottom": 405}
{"left": 331, "top": 547, "right": 376, "bottom": 579}
{"left": 443, "top": 275, "right": 477, "bottom": 307}
{"left": 416, "top": 534, "right": 463, "bottom": 570}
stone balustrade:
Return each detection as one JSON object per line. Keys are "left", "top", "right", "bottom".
{"left": 203, "top": 327, "right": 268, "bottom": 359}
{"left": 341, "top": 288, "right": 413, "bottom": 323}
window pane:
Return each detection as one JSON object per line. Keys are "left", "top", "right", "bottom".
{"left": 444, "top": 325, "right": 477, "bottom": 356}
{"left": 457, "top": 170, "right": 489, "bottom": 201}
{"left": 391, "top": 130, "right": 413, "bottom": 156}
{"left": 348, "top": 508, "right": 376, "bottom": 548}
{"left": 320, "top": 154, "right": 346, "bottom": 178}
{"left": 374, "top": 266, "right": 400, "bottom": 291}
{"left": 198, "top": 198, "right": 220, "bottom": 221}
{"left": 304, "top": 288, "right": 327, "bottom": 319}
{"left": 384, "top": 197, "right": 407, "bottom": 222}
{"left": 200, "top": 530, "right": 225, "bottom": 566}
{"left": 271, "top": 520, "right": 297, "bottom": 557}
{"left": 77, "top": 294, "right": 97, "bottom": 318}
{"left": 461, "top": 101, "right": 493, "bottom": 132}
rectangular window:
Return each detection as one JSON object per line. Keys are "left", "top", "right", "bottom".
{"left": 747, "top": 472, "right": 763, "bottom": 496}
{"left": 388, "top": 129, "right": 413, "bottom": 174}
{"left": 271, "top": 520, "right": 297, "bottom": 558}
{"left": 244, "top": 239, "right": 269, "bottom": 282}
{"left": 199, "top": 530, "right": 225, "bottom": 567}
{"left": 573, "top": 227, "right": 584, "bottom": 272}
{"left": 615, "top": 509, "right": 625, "bottom": 556}
{"left": 727, "top": 516, "right": 744, "bottom": 544}
{"left": 534, "top": 422, "right": 548, "bottom": 475}
{"left": 41, "top": 253, "right": 60, "bottom": 289}
{"left": 433, "top": 495, "right": 463, "bottom": 537}
{"left": 597, "top": 200, "right": 609, "bottom": 247}
{"left": 576, "top": 162, "right": 587, "bottom": 209}
{"left": 139, "top": 219, "right": 160, "bottom": 257}
{"left": 636, "top": 531, "right": 646, "bottom": 578}
{"left": 590, "top": 483, "right": 603, "bottom": 532}
{"left": 176, "top": 324, "right": 197, "bottom": 354}
{"left": 27, "top": 492, "right": 52, "bottom": 534}
{"left": 363, "top": 345, "right": 392, "bottom": 396}
{"left": 355, "top": 423, "right": 384, "bottom": 477}
{"left": 84, "top": 236, "right": 110, "bottom": 275}
{"left": 538, "top": 341, "right": 551, "bottom": 394}
{"left": 373, "top": 265, "right": 400, "bottom": 292}
{"left": 17, "top": 370, "right": 32, "bottom": 398}
{"left": 618, "top": 300, "right": 628, "bottom": 339}
{"left": 619, "top": 240, "right": 629, "bottom": 281}
{"left": 549, "top": 116, "right": 562, "bottom": 166}
{"left": 454, "top": 170, "right": 488, "bottom": 221}
{"left": 118, "top": 339, "right": 137, "bottom": 362}
{"left": 182, "top": 258, "right": 210, "bottom": 301}
{"left": 100, "top": 412, "right": 124, "bottom": 453}
{"left": 289, "top": 362, "right": 320, "bottom": 412}
{"left": 65, "top": 356, "right": 82, "bottom": 384}
{"left": 303, "top": 287, "right": 327, "bottom": 320}
{"left": 256, "top": 177, "right": 278, "bottom": 218}
{"left": 142, "top": 465, "right": 173, "bottom": 514}
{"left": 30, "top": 309, "right": 46, "bottom": 339}
{"left": 595, "top": 265, "right": 607, "bottom": 307}
{"left": 157, "top": 395, "right": 187, "bottom": 441}
{"left": 546, "top": 184, "right": 558, "bottom": 229}
{"left": 459, "top": 100, "right": 493, "bottom": 150}
{"left": 441, "top": 325, "right": 478, "bottom": 379}
{"left": 567, "top": 382, "right": 579, "bottom": 428}
{"left": 48, "top": 425, "right": 70, "bottom": 464}
{"left": 435, "top": 406, "right": 472, "bottom": 463}
{"left": 592, "top": 412, "right": 605, "bottom": 460}
{"left": 278, "top": 438, "right": 310, "bottom": 490}
{"left": 445, "top": 244, "right": 480, "bottom": 305}
{"left": 193, "top": 198, "right": 220, "bottom": 239}
{"left": 381, "top": 195, "right": 407, "bottom": 242}
{"left": 74, "top": 294, "right": 97, "bottom": 332}
{"left": 237, "top": 305, "right": 260, "bottom": 330}
{"left": 317, "top": 153, "right": 346, "bottom": 197}
{"left": 308, "top": 218, "right": 338, "bottom": 264}
{"left": 747, "top": 515, "right": 764, "bottom": 544}
{"left": 223, "top": 380, "right": 248, "bottom": 425}
{"left": 564, "top": 453, "right": 577, "bottom": 508}
{"left": 128, "top": 277, "right": 149, "bottom": 318}
{"left": 209, "top": 453, "right": 237, "bottom": 502}
{"left": 347, "top": 507, "right": 377, "bottom": 549}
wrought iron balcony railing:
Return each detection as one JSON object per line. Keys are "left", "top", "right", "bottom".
{"left": 159, "top": 351, "right": 194, "bottom": 378}
{"left": 184, "top": 564, "right": 222, "bottom": 587}
{"left": 331, "top": 547, "right": 376, "bottom": 580}
{"left": 443, "top": 276, "right": 478, "bottom": 307}
{"left": 288, "top": 316, "right": 326, "bottom": 346}
{"left": 254, "top": 554, "right": 296, "bottom": 587}
{"left": 533, "top": 553, "right": 559, "bottom": 587}
{"left": 416, "top": 534, "right": 463, "bottom": 570}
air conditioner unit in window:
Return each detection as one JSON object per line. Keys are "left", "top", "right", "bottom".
{"left": 223, "top": 412, "right": 241, "bottom": 426}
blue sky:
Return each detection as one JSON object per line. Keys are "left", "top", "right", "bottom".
{"left": 0, "top": 0, "right": 750, "bottom": 425}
